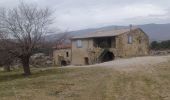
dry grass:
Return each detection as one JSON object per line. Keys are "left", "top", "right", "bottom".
{"left": 0, "top": 57, "right": 170, "bottom": 100}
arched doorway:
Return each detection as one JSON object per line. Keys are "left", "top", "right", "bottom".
{"left": 61, "top": 60, "right": 67, "bottom": 66}
{"left": 101, "top": 51, "right": 115, "bottom": 62}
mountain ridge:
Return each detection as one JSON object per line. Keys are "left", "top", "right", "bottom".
{"left": 46, "top": 23, "right": 170, "bottom": 42}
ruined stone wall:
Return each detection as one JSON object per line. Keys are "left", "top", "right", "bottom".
{"left": 53, "top": 49, "right": 71, "bottom": 66}
{"left": 116, "top": 29, "right": 149, "bottom": 57}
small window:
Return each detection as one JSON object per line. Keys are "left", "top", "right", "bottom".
{"left": 128, "top": 35, "right": 133, "bottom": 44}
{"left": 66, "top": 52, "right": 69, "bottom": 57}
{"left": 76, "top": 40, "right": 82, "bottom": 48}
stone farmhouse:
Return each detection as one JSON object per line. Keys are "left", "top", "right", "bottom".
{"left": 53, "top": 27, "right": 149, "bottom": 66}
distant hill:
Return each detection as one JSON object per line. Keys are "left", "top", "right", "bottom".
{"left": 138, "top": 23, "right": 170, "bottom": 41}
{"left": 45, "top": 23, "right": 170, "bottom": 42}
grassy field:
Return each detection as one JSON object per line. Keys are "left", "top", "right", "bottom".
{"left": 0, "top": 59, "right": 170, "bottom": 100}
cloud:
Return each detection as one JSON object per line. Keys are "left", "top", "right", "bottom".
{"left": 0, "top": 0, "right": 170, "bottom": 31}
{"left": 55, "top": 3, "right": 169, "bottom": 30}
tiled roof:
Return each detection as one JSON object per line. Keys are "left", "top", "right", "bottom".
{"left": 53, "top": 44, "right": 71, "bottom": 49}
{"left": 72, "top": 27, "right": 139, "bottom": 39}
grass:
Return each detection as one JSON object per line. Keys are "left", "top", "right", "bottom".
{"left": 0, "top": 59, "right": 170, "bottom": 100}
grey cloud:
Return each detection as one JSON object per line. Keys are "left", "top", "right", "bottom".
{"left": 0, "top": 0, "right": 170, "bottom": 31}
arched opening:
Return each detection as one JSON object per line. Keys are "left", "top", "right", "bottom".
{"left": 101, "top": 51, "right": 115, "bottom": 62}
{"left": 61, "top": 60, "right": 67, "bottom": 66}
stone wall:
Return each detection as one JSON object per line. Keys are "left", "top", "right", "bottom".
{"left": 68, "top": 28, "right": 149, "bottom": 66}
{"left": 116, "top": 29, "right": 149, "bottom": 57}
{"left": 150, "top": 50, "right": 170, "bottom": 56}
{"left": 71, "top": 39, "right": 93, "bottom": 65}
{"left": 53, "top": 49, "right": 71, "bottom": 66}
{"left": 71, "top": 37, "right": 117, "bottom": 65}
{"left": 87, "top": 47, "right": 117, "bottom": 64}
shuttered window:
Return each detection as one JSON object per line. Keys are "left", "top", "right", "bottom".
{"left": 76, "top": 40, "right": 82, "bottom": 48}
{"left": 128, "top": 35, "right": 133, "bottom": 44}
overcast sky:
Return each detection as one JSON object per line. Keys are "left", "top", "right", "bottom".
{"left": 0, "top": 0, "right": 170, "bottom": 31}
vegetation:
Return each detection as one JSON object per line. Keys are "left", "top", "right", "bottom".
{"left": 32, "top": 41, "right": 54, "bottom": 56}
{"left": 0, "top": 2, "right": 54, "bottom": 75}
{"left": 0, "top": 59, "right": 170, "bottom": 100}
{"left": 0, "top": 50, "right": 15, "bottom": 72}
{"left": 151, "top": 40, "right": 170, "bottom": 50}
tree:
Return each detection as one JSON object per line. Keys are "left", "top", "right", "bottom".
{"left": 0, "top": 2, "right": 54, "bottom": 75}
{"left": 150, "top": 41, "right": 159, "bottom": 50}
{"left": 0, "top": 49, "right": 14, "bottom": 72}
{"left": 150, "top": 40, "right": 170, "bottom": 50}
{"left": 160, "top": 40, "right": 170, "bottom": 49}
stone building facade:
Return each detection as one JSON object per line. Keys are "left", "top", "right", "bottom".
{"left": 53, "top": 44, "right": 71, "bottom": 66}
{"left": 53, "top": 28, "right": 149, "bottom": 66}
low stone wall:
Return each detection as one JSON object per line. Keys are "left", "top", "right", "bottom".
{"left": 150, "top": 50, "right": 170, "bottom": 56}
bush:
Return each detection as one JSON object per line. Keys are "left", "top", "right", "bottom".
{"left": 150, "top": 40, "right": 170, "bottom": 50}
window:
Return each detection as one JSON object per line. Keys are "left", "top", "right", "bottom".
{"left": 128, "top": 35, "right": 133, "bottom": 44}
{"left": 93, "top": 37, "right": 112, "bottom": 48}
{"left": 76, "top": 40, "right": 82, "bottom": 48}
{"left": 66, "top": 52, "right": 69, "bottom": 57}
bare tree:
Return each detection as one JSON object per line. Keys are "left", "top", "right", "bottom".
{"left": 0, "top": 2, "right": 54, "bottom": 75}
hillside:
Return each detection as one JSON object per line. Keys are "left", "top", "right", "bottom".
{"left": 0, "top": 55, "right": 170, "bottom": 100}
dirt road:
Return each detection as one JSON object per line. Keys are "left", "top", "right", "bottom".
{"left": 66, "top": 55, "right": 170, "bottom": 71}
{"left": 95, "top": 55, "right": 170, "bottom": 71}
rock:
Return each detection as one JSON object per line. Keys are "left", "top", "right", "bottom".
{"left": 30, "top": 53, "right": 53, "bottom": 67}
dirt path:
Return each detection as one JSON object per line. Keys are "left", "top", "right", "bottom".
{"left": 65, "top": 55, "right": 170, "bottom": 71}
{"left": 96, "top": 55, "right": 170, "bottom": 71}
